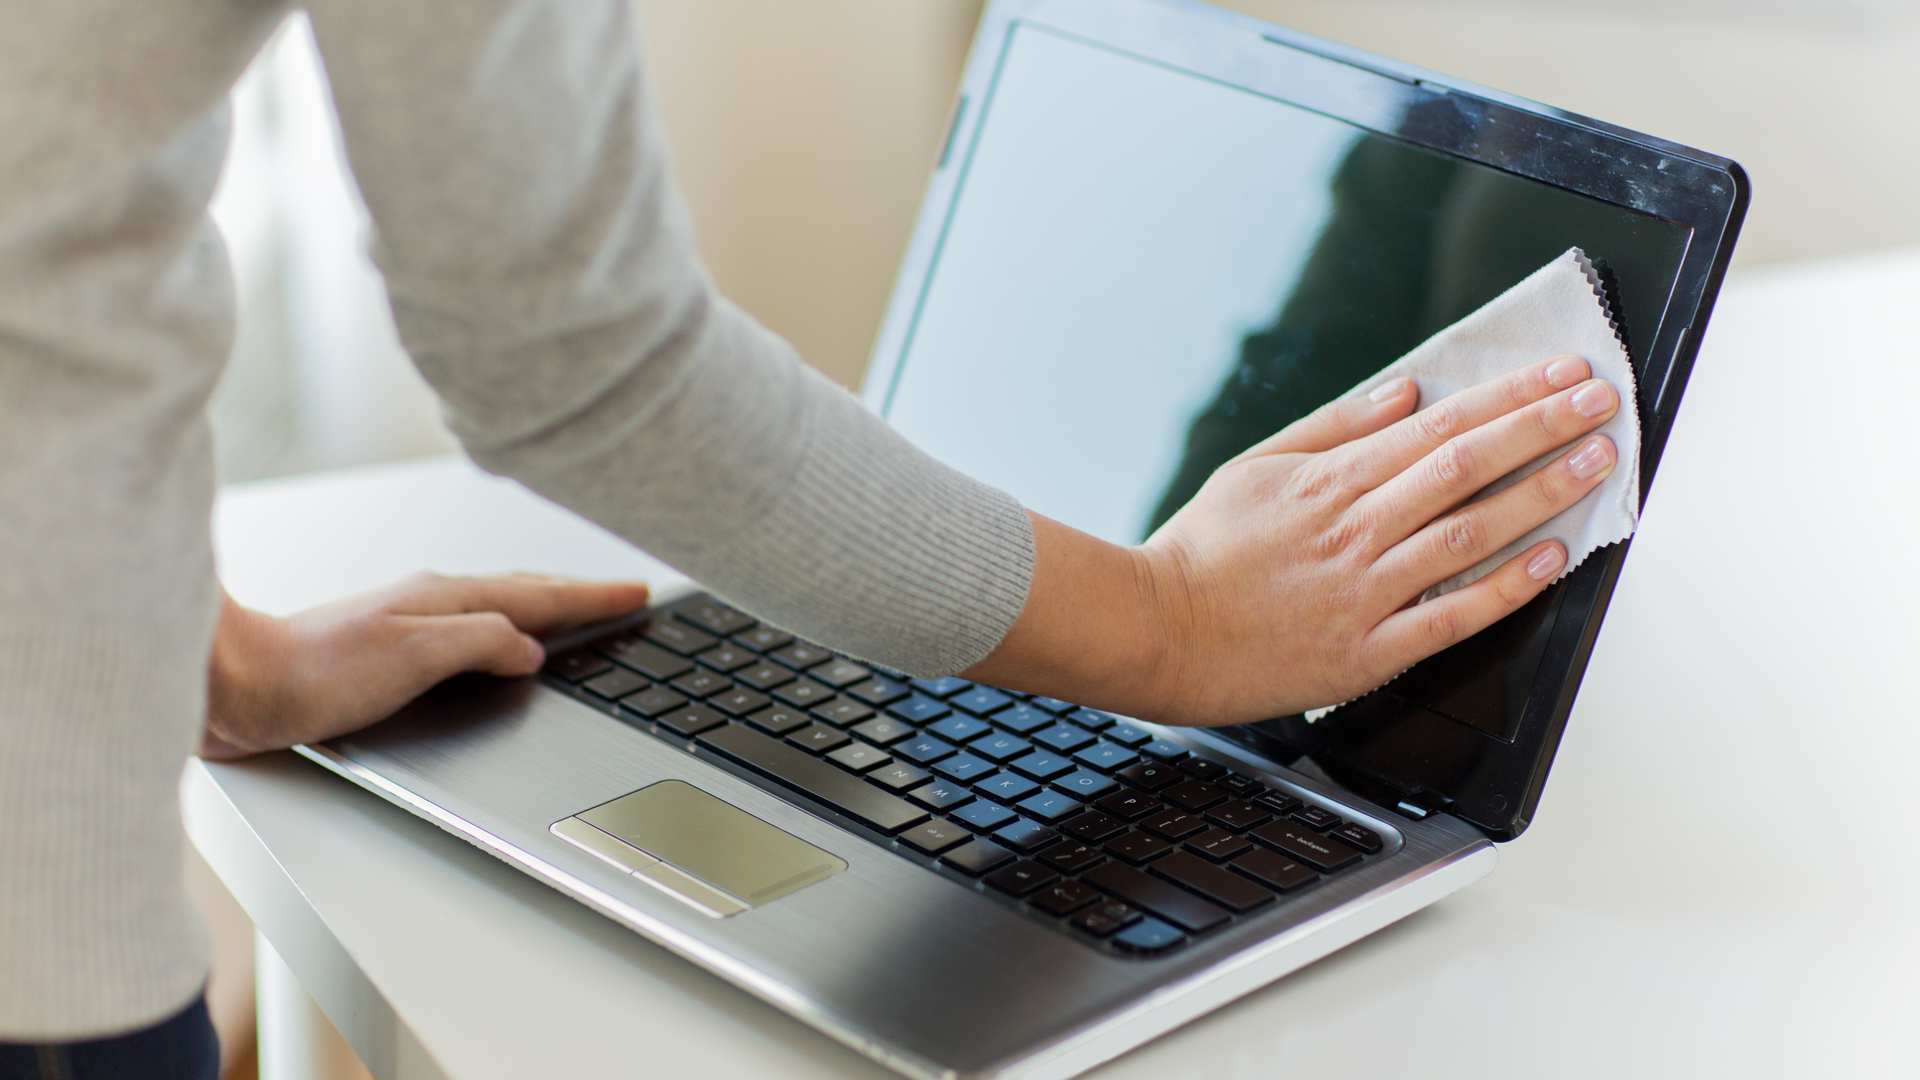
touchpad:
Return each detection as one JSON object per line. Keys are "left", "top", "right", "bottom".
{"left": 552, "top": 780, "right": 846, "bottom": 918}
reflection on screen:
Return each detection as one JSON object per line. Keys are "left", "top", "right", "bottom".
{"left": 883, "top": 23, "right": 1692, "bottom": 740}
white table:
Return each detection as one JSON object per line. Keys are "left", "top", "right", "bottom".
{"left": 188, "top": 248, "right": 1920, "bottom": 1079}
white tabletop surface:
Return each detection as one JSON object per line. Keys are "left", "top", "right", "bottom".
{"left": 191, "top": 247, "right": 1920, "bottom": 1079}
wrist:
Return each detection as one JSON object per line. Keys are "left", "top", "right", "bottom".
{"left": 203, "top": 593, "right": 295, "bottom": 759}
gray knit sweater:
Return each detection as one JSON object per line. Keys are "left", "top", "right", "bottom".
{"left": 0, "top": 0, "right": 1034, "bottom": 1038}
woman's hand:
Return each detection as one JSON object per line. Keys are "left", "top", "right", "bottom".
{"left": 201, "top": 572, "right": 651, "bottom": 759}
{"left": 966, "top": 354, "right": 1620, "bottom": 726}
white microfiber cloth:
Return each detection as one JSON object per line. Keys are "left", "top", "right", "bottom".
{"left": 1342, "top": 247, "right": 1642, "bottom": 600}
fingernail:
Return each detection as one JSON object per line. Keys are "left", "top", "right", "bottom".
{"left": 1570, "top": 381, "right": 1614, "bottom": 418}
{"left": 1544, "top": 356, "right": 1587, "bottom": 388}
{"left": 1567, "top": 438, "right": 1612, "bottom": 480}
{"left": 1527, "top": 546, "right": 1566, "bottom": 581}
{"left": 523, "top": 637, "right": 545, "bottom": 669}
{"left": 1368, "top": 377, "right": 1411, "bottom": 403}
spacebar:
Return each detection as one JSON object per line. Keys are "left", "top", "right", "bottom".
{"left": 696, "top": 723, "right": 929, "bottom": 835}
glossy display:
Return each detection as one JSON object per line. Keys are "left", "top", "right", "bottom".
{"left": 881, "top": 23, "right": 1691, "bottom": 746}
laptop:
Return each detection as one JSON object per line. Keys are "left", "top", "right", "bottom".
{"left": 300, "top": 0, "right": 1746, "bottom": 1075}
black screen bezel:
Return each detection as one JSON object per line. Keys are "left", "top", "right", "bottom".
{"left": 868, "top": 0, "right": 1749, "bottom": 841}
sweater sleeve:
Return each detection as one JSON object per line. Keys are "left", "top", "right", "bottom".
{"left": 305, "top": 0, "right": 1035, "bottom": 675}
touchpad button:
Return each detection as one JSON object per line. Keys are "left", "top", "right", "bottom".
{"left": 557, "top": 780, "right": 846, "bottom": 917}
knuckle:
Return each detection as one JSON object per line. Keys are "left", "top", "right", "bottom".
{"left": 1413, "top": 400, "right": 1465, "bottom": 444}
{"left": 1440, "top": 512, "right": 1484, "bottom": 560}
{"left": 1429, "top": 438, "right": 1476, "bottom": 490}
{"left": 1422, "top": 602, "right": 1463, "bottom": 648}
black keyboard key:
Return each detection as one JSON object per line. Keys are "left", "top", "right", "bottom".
{"left": 849, "top": 716, "right": 914, "bottom": 746}
{"left": 1112, "top": 917, "right": 1187, "bottom": 954}
{"left": 773, "top": 679, "right": 835, "bottom": 709}
{"left": 1177, "top": 758, "right": 1231, "bottom": 782}
{"left": 733, "top": 662, "right": 796, "bottom": 691}
{"left": 1140, "top": 740, "right": 1189, "bottom": 763}
{"left": 991, "top": 704, "right": 1054, "bottom": 734}
{"left": 847, "top": 676, "right": 912, "bottom": 707}
{"left": 950, "top": 687, "right": 1015, "bottom": 716}
{"left": 985, "top": 859, "right": 1057, "bottom": 898}
{"left": 547, "top": 650, "right": 612, "bottom": 682}
{"left": 1030, "top": 879, "right": 1100, "bottom": 917}
{"left": 812, "top": 700, "right": 874, "bottom": 728}
{"left": 978, "top": 773, "right": 1040, "bottom": 804}
{"left": 697, "top": 723, "right": 928, "bottom": 833}
{"left": 1072, "top": 742, "right": 1138, "bottom": 773}
{"left": 1032, "top": 724, "right": 1096, "bottom": 754}
{"left": 826, "top": 742, "right": 890, "bottom": 773}
{"left": 911, "top": 676, "right": 972, "bottom": 698}
{"left": 1250, "top": 821, "right": 1365, "bottom": 872}
{"left": 1163, "top": 780, "right": 1227, "bottom": 813}
{"left": 1183, "top": 827, "right": 1251, "bottom": 863}
{"left": 602, "top": 638, "right": 694, "bottom": 681}
{"left": 697, "top": 644, "right": 758, "bottom": 672}
{"left": 1142, "top": 809, "right": 1206, "bottom": 841}
{"left": 657, "top": 705, "right": 728, "bottom": 738}
{"left": 1332, "top": 822, "right": 1384, "bottom": 853}
{"left": 1291, "top": 805, "right": 1342, "bottom": 831}
{"left": 583, "top": 667, "right": 649, "bottom": 700}
{"left": 942, "top": 838, "right": 1015, "bottom": 877}
{"left": 1016, "top": 791, "right": 1083, "bottom": 823}
{"left": 1095, "top": 790, "right": 1164, "bottom": 822}
{"left": 1254, "top": 790, "right": 1302, "bottom": 816}
{"left": 868, "top": 762, "right": 931, "bottom": 792}
{"left": 1116, "top": 761, "right": 1182, "bottom": 792}
{"left": 932, "top": 752, "right": 997, "bottom": 784}
{"left": 644, "top": 620, "right": 718, "bottom": 656}
{"left": 1009, "top": 752, "right": 1075, "bottom": 781}
{"left": 1150, "top": 851, "right": 1275, "bottom": 913}
{"left": 1037, "top": 840, "right": 1105, "bottom": 874}
{"left": 1231, "top": 848, "right": 1319, "bottom": 892}
{"left": 1067, "top": 708, "right": 1117, "bottom": 731}
{"left": 894, "top": 734, "right": 956, "bottom": 765}
{"left": 710, "top": 688, "right": 772, "bottom": 717}
{"left": 951, "top": 800, "right": 1017, "bottom": 832}
{"left": 1221, "top": 776, "right": 1266, "bottom": 800}
{"left": 811, "top": 660, "right": 872, "bottom": 688}
{"left": 734, "top": 626, "right": 793, "bottom": 652}
{"left": 1051, "top": 769, "right": 1118, "bottom": 801}
{"left": 770, "top": 642, "right": 832, "bottom": 670}
{"left": 1104, "top": 830, "right": 1172, "bottom": 864}
{"left": 899, "top": 819, "right": 969, "bottom": 855}
{"left": 1082, "top": 863, "right": 1229, "bottom": 932}
{"left": 969, "top": 732, "right": 1032, "bottom": 763}
{"left": 1105, "top": 722, "right": 1153, "bottom": 747}
{"left": 670, "top": 669, "right": 732, "bottom": 698}
{"left": 992, "top": 819, "right": 1061, "bottom": 853}
{"left": 1030, "top": 696, "right": 1076, "bottom": 714}
{"left": 786, "top": 723, "right": 850, "bottom": 755}
{"left": 1070, "top": 900, "right": 1141, "bottom": 937}
{"left": 621, "top": 685, "right": 689, "bottom": 718}
{"left": 910, "top": 780, "right": 975, "bottom": 812}
{"left": 672, "top": 598, "right": 756, "bottom": 636}
{"left": 1060, "top": 810, "right": 1127, "bottom": 843}
{"left": 1205, "top": 800, "right": 1273, "bottom": 833}
{"left": 746, "top": 704, "right": 811, "bottom": 735}
{"left": 886, "top": 696, "right": 952, "bottom": 725}
{"left": 927, "top": 714, "right": 992, "bottom": 743}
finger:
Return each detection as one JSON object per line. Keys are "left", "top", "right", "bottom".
{"left": 1326, "top": 355, "right": 1592, "bottom": 492}
{"left": 394, "top": 611, "right": 548, "bottom": 684}
{"left": 380, "top": 572, "right": 651, "bottom": 634}
{"left": 1232, "top": 376, "right": 1418, "bottom": 461}
{"left": 1373, "top": 436, "right": 1615, "bottom": 593}
{"left": 1367, "top": 540, "right": 1567, "bottom": 671}
{"left": 1357, "top": 375, "right": 1618, "bottom": 542}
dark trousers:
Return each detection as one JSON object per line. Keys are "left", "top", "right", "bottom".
{"left": 0, "top": 995, "right": 218, "bottom": 1080}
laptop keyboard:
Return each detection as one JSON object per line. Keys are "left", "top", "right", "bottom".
{"left": 542, "top": 593, "right": 1384, "bottom": 956}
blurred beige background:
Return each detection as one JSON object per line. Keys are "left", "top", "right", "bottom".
{"left": 199, "top": 1, "right": 1918, "bottom": 1076}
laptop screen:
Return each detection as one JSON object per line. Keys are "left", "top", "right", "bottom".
{"left": 878, "top": 23, "right": 1693, "bottom": 741}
